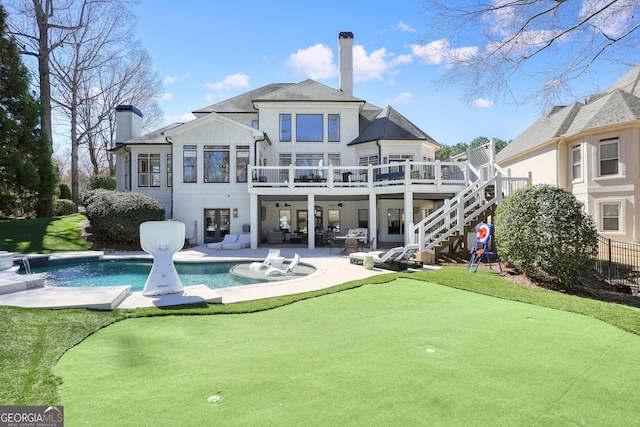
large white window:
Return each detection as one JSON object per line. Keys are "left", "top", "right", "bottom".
{"left": 359, "top": 155, "right": 378, "bottom": 166}
{"left": 204, "top": 145, "right": 230, "bottom": 183}
{"left": 328, "top": 114, "right": 340, "bottom": 142}
{"left": 601, "top": 202, "right": 620, "bottom": 231}
{"left": 138, "top": 153, "right": 160, "bottom": 187}
{"left": 296, "top": 114, "right": 323, "bottom": 142}
{"left": 183, "top": 145, "right": 197, "bottom": 183}
{"left": 236, "top": 145, "right": 249, "bottom": 183}
{"left": 571, "top": 145, "right": 581, "bottom": 181}
{"left": 279, "top": 114, "right": 291, "bottom": 142}
{"left": 599, "top": 139, "right": 619, "bottom": 176}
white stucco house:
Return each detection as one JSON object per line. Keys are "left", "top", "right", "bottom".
{"left": 496, "top": 65, "right": 640, "bottom": 243}
{"left": 112, "top": 32, "right": 529, "bottom": 251}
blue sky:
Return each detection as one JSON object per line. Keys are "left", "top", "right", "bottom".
{"left": 130, "top": 0, "right": 623, "bottom": 146}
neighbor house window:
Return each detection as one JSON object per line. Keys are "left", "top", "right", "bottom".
{"left": 236, "top": 145, "right": 249, "bottom": 183}
{"left": 296, "top": 114, "right": 323, "bottom": 142}
{"left": 251, "top": 119, "right": 259, "bottom": 129}
{"left": 138, "top": 153, "right": 160, "bottom": 187}
{"left": 124, "top": 155, "right": 130, "bottom": 190}
{"left": 204, "top": 145, "right": 230, "bottom": 183}
{"left": 599, "top": 139, "right": 619, "bottom": 176}
{"left": 328, "top": 114, "right": 340, "bottom": 142}
{"left": 329, "top": 153, "right": 341, "bottom": 166}
{"left": 183, "top": 145, "right": 197, "bottom": 183}
{"left": 167, "top": 154, "right": 172, "bottom": 187}
{"left": 279, "top": 114, "right": 291, "bottom": 142}
{"left": 602, "top": 203, "right": 620, "bottom": 231}
{"left": 571, "top": 145, "right": 581, "bottom": 181}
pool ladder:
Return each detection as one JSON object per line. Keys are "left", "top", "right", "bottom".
{"left": 21, "top": 256, "right": 32, "bottom": 276}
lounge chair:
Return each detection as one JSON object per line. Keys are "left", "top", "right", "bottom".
{"left": 208, "top": 233, "right": 238, "bottom": 250}
{"left": 265, "top": 253, "right": 300, "bottom": 276}
{"left": 249, "top": 249, "right": 281, "bottom": 271}
{"left": 349, "top": 246, "right": 404, "bottom": 265}
{"left": 380, "top": 244, "right": 419, "bottom": 270}
{"left": 222, "top": 233, "right": 251, "bottom": 250}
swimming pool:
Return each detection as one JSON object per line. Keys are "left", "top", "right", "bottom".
{"left": 24, "top": 259, "right": 315, "bottom": 293}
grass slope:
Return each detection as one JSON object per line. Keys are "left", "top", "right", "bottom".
{"left": 55, "top": 279, "right": 640, "bottom": 426}
{"left": 0, "top": 213, "right": 91, "bottom": 253}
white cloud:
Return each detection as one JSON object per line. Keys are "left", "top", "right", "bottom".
{"left": 156, "top": 93, "right": 173, "bottom": 101}
{"left": 166, "top": 113, "right": 196, "bottom": 123}
{"left": 472, "top": 98, "right": 494, "bottom": 108}
{"left": 285, "top": 42, "right": 411, "bottom": 84}
{"left": 580, "top": 0, "right": 636, "bottom": 38}
{"left": 390, "top": 92, "right": 414, "bottom": 104}
{"left": 205, "top": 73, "right": 250, "bottom": 91}
{"left": 164, "top": 76, "right": 179, "bottom": 85}
{"left": 285, "top": 44, "right": 337, "bottom": 79}
{"left": 411, "top": 39, "right": 478, "bottom": 67}
{"left": 394, "top": 21, "right": 417, "bottom": 33}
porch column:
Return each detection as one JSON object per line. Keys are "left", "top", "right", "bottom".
{"left": 250, "top": 193, "right": 259, "bottom": 249}
{"left": 404, "top": 191, "right": 414, "bottom": 246}
{"left": 307, "top": 194, "right": 315, "bottom": 249}
{"left": 369, "top": 193, "right": 377, "bottom": 250}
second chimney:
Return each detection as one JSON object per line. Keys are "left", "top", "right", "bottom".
{"left": 338, "top": 32, "right": 354, "bottom": 96}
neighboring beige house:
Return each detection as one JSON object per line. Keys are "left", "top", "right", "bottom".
{"left": 112, "top": 32, "right": 529, "bottom": 251}
{"left": 496, "top": 65, "right": 640, "bottom": 243}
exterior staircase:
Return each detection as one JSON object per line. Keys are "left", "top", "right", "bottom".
{"left": 413, "top": 163, "right": 530, "bottom": 255}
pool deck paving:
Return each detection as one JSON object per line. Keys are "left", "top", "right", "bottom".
{"left": 0, "top": 245, "right": 438, "bottom": 310}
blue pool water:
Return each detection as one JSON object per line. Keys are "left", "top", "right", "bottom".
{"left": 25, "top": 259, "right": 310, "bottom": 293}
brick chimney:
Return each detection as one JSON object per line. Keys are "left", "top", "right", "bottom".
{"left": 338, "top": 32, "right": 354, "bottom": 95}
{"left": 115, "top": 105, "right": 143, "bottom": 144}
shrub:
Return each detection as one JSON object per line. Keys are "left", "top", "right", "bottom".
{"left": 494, "top": 184, "right": 598, "bottom": 284}
{"left": 52, "top": 199, "right": 77, "bottom": 216}
{"left": 84, "top": 190, "right": 165, "bottom": 244}
{"left": 59, "top": 183, "right": 71, "bottom": 200}
{"left": 86, "top": 175, "right": 116, "bottom": 191}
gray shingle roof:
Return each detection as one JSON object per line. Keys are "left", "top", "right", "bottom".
{"left": 193, "top": 84, "right": 293, "bottom": 114}
{"left": 497, "top": 65, "right": 640, "bottom": 163}
{"left": 253, "top": 79, "right": 365, "bottom": 103}
{"left": 349, "top": 105, "right": 439, "bottom": 146}
{"left": 112, "top": 123, "right": 182, "bottom": 149}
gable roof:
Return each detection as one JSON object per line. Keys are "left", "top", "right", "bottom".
{"left": 349, "top": 105, "right": 439, "bottom": 146}
{"left": 497, "top": 65, "right": 640, "bottom": 163}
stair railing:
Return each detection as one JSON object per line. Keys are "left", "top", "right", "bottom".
{"left": 414, "top": 163, "right": 530, "bottom": 251}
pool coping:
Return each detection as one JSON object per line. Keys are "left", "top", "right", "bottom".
{"left": 0, "top": 245, "right": 439, "bottom": 310}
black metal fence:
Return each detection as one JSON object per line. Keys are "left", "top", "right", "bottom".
{"left": 595, "top": 236, "right": 640, "bottom": 292}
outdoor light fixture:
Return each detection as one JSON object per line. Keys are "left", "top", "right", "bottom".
{"left": 233, "top": 208, "right": 238, "bottom": 218}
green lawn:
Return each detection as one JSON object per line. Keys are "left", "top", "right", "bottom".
{"left": 1, "top": 214, "right": 639, "bottom": 423}
{"left": 55, "top": 279, "right": 640, "bottom": 426}
{"left": 0, "top": 213, "right": 91, "bottom": 253}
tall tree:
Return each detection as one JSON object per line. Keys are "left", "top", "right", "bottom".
{"left": 419, "top": 1, "right": 640, "bottom": 108}
{"left": 48, "top": 0, "right": 161, "bottom": 202}
{"left": 0, "top": 4, "right": 56, "bottom": 217}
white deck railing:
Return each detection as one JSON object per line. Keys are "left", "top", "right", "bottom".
{"left": 248, "top": 160, "right": 473, "bottom": 190}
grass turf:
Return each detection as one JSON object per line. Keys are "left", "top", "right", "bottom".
{"left": 55, "top": 279, "right": 640, "bottom": 426}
